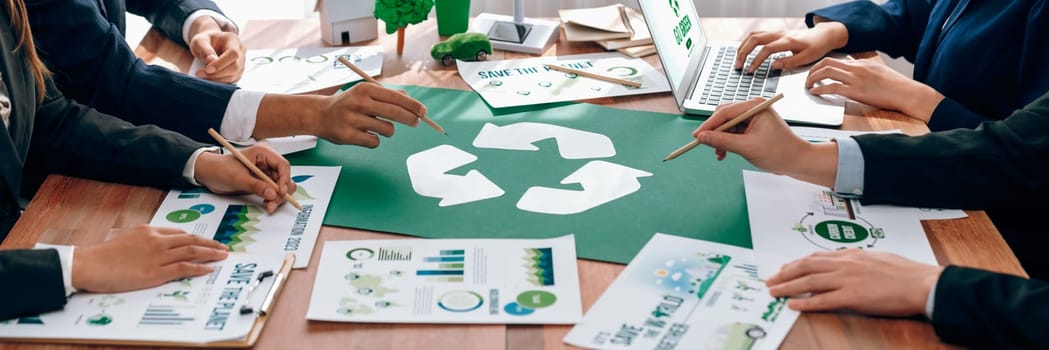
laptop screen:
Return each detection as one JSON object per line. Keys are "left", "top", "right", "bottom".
{"left": 640, "top": 0, "right": 706, "bottom": 90}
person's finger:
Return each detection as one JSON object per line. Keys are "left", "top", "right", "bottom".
{"left": 810, "top": 249, "right": 855, "bottom": 258}
{"left": 766, "top": 256, "right": 838, "bottom": 286}
{"left": 357, "top": 115, "right": 398, "bottom": 137}
{"left": 787, "top": 291, "right": 851, "bottom": 312}
{"left": 767, "top": 271, "right": 839, "bottom": 297}
{"left": 806, "top": 65, "right": 854, "bottom": 88}
{"left": 206, "top": 48, "right": 240, "bottom": 75}
{"left": 736, "top": 31, "right": 773, "bottom": 69}
{"left": 163, "top": 233, "right": 226, "bottom": 250}
{"left": 190, "top": 36, "right": 218, "bottom": 63}
{"left": 360, "top": 100, "right": 417, "bottom": 131}
{"left": 748, "top": 40, "right": 787, "bottom": 73}
{"left": 164, "top": 244, "right": 229, "bottom": 265}
{"left": 694, "top": 130, "right": 748, "bottom": 155}
{"left": 156, "top": 262, "right": 216, "bottom": 283}
{"left": 808, "top": 82, "right": 848, "bottom": 96}
{"left": 365, "top": 85, "right": 427, "bottom": 121}
{"left": 153, "top": 226, "right": 189, "bottom": 235}
{"left": 771, "top": 53, "right": 807, "bottom": 71}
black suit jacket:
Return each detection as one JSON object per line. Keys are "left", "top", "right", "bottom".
{"left": 24, "top": 0, "right": 237, "bottom": 143}
{"left": 852, "top": 91, "right": 1049, "bottom": 348}
{"left": 0, "top": 6, "right": 206, "bottom": 320}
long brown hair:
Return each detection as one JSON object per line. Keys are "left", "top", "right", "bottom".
{"left": 6, "top": 0, "right": 48, "bottom": 101}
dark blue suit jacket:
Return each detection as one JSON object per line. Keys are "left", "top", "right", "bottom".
{"left": 25, "top": 0, "right": 238, "bottom": 142}
{"left": 851, "top": 91, "right": 1049, "bottom": 348}
{"left": 808, "top": 0, "right": 1049, "bottom": 131}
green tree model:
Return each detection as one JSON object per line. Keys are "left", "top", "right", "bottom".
{"left": 375, "top": 0, "right": 435, "bottom": 55}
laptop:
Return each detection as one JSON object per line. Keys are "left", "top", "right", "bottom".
{"left": 637, "top": 0, "right": 845, "bottom": 126}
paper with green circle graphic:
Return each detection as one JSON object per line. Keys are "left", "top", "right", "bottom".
{"left": 742, "top": 170, "right": 938, "bottom": 279}
{"left": 456, "top": 52, "right": 671, "bottom": 108}
{"left": 306, "top": 236, "right": 581, "bottom": 324}
{"left": 148, "top": 166, "right": 341, "bottom": 268}
{"left": 286, "top": 85, "right": 757, "bottom": 264}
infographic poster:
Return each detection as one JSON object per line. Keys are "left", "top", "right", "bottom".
{"left": 564, "top": 233, "right": 799, "bottom": 350}
{"left": 742, "top": 170, "right": 938, "bottom": 278}
{"left": 0, "top": 254, "right": 280, "bottom": 344}
{"left": 306, "top": 235, "right": 582, "bottom": 324}
{"left": 458, "top": 53, "right": 670, "bottom": 108}
{"left": 149, "top": 166, "right": 341, "bottom": 268}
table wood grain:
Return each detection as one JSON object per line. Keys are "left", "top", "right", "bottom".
{"left": 2, "top": 18, "right": 1024, "bottom": 350}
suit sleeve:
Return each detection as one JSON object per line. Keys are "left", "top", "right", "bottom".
{"left": 25, "top": 0, "right": 236, "bottom": 143}
{"left": 125, "top": 0, "right": 225, "bottom": 47}
{"left": 28, "top": 78, "right": 206, "bottom": 189}
{"left": 931, "top": 266, "right": 1049, "bottom": 348}
{"left": 806, "top": 0, "right": 931, "bottom": 62}
{"left": 0, "top": 249, "right": 66, "bottom": 320}
{"left": 854, "top": 91, "right": 1049, "bottom": 209}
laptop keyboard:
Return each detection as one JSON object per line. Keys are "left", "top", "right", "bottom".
{"left": 697, "top": 47, "right": 783, "bottom": 105}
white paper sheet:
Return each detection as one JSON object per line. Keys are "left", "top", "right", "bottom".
{"left": 457, "top": 53, "right": 670, "bottom": 108}
{"left": 743, "top": 170, "right": 938, "bottom": 278}
{"left": 789, "top": 126, "right": 903, "bottom": 143}
{"left": 306, "top": 235, "right": 582, "bottom": 324}
{"left": 190, "top": 46, "right": 383, "bottom": 94}
{"left": 564, "top": 233, "right": 800, "bottom": 350}
{"left": 149, "top": 166, "right": 340, "bottom": 268}
{"left": 0, "top": 254, "right": 281, "bottom": 344}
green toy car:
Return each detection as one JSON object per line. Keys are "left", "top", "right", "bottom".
{"left": 431, "top": 32, "right": 493, "bottom": 66}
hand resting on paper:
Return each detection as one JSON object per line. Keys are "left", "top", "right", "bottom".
{"left": 766, "top": 249, "right": 944, "bottom": 317}
{"left": 72, "top": 225, "right": 229, "bottom": 292}
{"left": 193, "top": 143, "right": 296, "bottom": 213}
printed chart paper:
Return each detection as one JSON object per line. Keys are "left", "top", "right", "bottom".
{"left": 190, "top": 46, "right": 383, "bottom": 94}
{"left": 0, "top": 254, "right": 280, "bottom": 344}
{"left": 458, "top": 53, "right": 670, "bottom": 108}
{"left": 742, "top": 170, "right": 938, "bottom": 278}
{"left": 306, "top": 235, "right": 582, "bottom": 324}
{"left": 564, "top": 233, "right": 799, "bottom": 350}
{"left": 149, "top": 166, "right": 341, "bottom": 268}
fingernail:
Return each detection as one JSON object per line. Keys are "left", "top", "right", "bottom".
{"left": 772, "top": 61, "right": 783, "bottom": 70}
{"left": 264, "top": 188, "right": 275, "bottom": 198}
{"left": 281, "top": 184, "right": 289, "bottom": 194}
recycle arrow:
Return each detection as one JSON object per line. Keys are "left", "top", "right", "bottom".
{"left": 472, "top": 122, "right": 616, "bottom": 159}
{"left": 516, "top": 160, "right": 653, "bottom": 215}
{"left": 405, "top": 145, "right": 505, "bottom": 206}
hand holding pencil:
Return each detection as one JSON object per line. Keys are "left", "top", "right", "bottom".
{"left": 195, "top": 130, "right": 299, "bottom": 213}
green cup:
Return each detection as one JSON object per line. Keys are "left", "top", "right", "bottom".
{"left": 435, "top": 0, "right": 470, "bottom": 36}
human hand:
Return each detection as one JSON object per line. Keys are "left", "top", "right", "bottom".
{"left": 806, "top": 58, "right": 944, "bottom": 122}
{"left": 766, "top": 249, "right": 944, "bottom": 317}
{"left": 193, "top": 144, "right": 296, "bottom": 213}
{"left": 72, "top": 225, "right": 228, "bottom": 292}
{"left": 310, "top": 83, "right": 425, "bottom": 147}
{"left": 736, "top": 22, "right": 849, "bottom": 73}
{"left": 188, "top": 16, "right": 245, "bottom": 83}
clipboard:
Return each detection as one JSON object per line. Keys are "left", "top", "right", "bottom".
{"left": 3, "top": 254, "right": 296, "bottom": 348}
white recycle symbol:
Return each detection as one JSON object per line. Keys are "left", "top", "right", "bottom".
{"left": 405, "top": 122, "right": 652, "bottom": 215}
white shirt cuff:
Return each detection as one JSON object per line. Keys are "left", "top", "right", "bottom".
{"left": 832, "top": 137, "right": 865, "bottom": 197}
{"left": 220, "top": 89, "right": 266, "bottom": 145}
{"left": 181, "top": 9, "right": 240, "bottom": 45}
{"left": 183, "top": 147, "right": 221, "bottom": 186}
{"left": 925, "top": 279, "right": 938, "bottom": 319}
{"left": 52, "top": 245, "right": 77, "bottom": 297}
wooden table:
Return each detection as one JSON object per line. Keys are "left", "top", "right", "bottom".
{"left": 2, "top": 18, "right": 1026, "bottom": 350}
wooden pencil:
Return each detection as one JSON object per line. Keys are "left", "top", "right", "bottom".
{"left": 543, "top": 63, "right": 643, "bottom": 88}
{"left": 207, "top": 128, "right": 304, "bottom": 212}
{"left": 663, "top": 93, "right": 785, "bottom": 161}
{"left": 337, "top": 56, "right": 447, "bottom": 135}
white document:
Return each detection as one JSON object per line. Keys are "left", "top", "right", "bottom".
{"left": 306, "top": 235, "right": 582, "bottom": 324}
{"left": 190, "top": 46, "right": 383, "bottom": 94}
{"left": 253, "top": 135, "right": 318, "bottom": 155}
{"left": 149, "top": 166, "right": 341, "bottom": 268}
{"left": 0, "top": 254, "right": 281, "bottom": 344}
{"left": 458, "top": 53, "right": 670, "bottom": 108}
{"left": 743, "top": 170, "right": 938, "bottom": 278}
{"left": 564, "top": 233, "right": 800, "bottom": 350}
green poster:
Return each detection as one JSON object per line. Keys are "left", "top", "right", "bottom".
{"left": 287, "top": 85, "right": 756, "bottom": 264}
